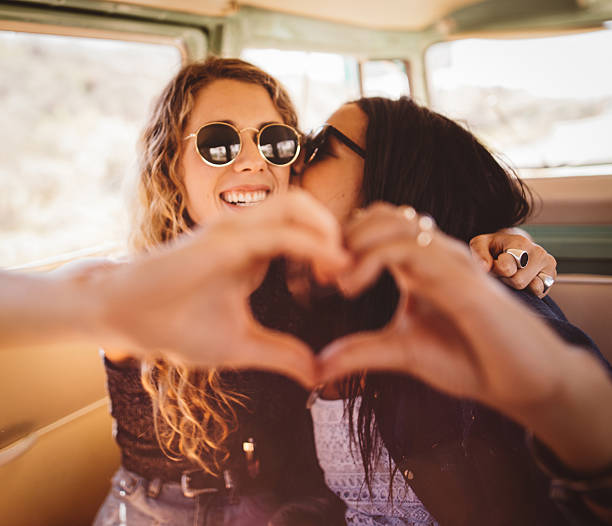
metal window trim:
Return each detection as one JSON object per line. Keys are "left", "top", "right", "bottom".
{"left": 0, "top": 3, "right": 207, "bottom": 60}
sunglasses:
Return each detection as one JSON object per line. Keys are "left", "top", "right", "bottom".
{"left": 303, "top": 124, "right": 366, "bottom": 165}
{"left": 184, "top": 122, "right": 301, "bottom": 167}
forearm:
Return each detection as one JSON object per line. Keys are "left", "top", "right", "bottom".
{"left": 0, "top": 271, "right": 98, "bottom": 349}
{"left": 519, "top": 348, "right": 612, "bottom": 474}
{"left": 451, "top": 277, "right": 612, "bottom": 473}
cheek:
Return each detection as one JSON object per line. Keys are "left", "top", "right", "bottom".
{"left": 301, "top": 165, "right": 363, "bottom": 221}
{"left": 181, "top": 159, "right": 219, "bottom": 223}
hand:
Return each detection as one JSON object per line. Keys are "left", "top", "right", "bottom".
{"left": 469, "top": 229, "right": 557, "bottom": 298}
{"left": 318, "top": 203, "right": 612, "bottom": 474}
{"left": 319, "top": 203, "right": 567, "bottom": 408}
{"left": 86, "top": 190, "right": 349, "bottom": 387}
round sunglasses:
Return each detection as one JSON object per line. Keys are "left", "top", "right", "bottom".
{"left": 184, "top": 122, "right": 301, "bottom": 167}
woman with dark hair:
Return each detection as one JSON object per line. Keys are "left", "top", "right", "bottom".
{"left": 293, "top": 97, "right": 611, "bottom": 526}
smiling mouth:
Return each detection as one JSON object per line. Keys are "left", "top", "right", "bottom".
{"left": 220, "top": 189, "right": 270, "bottom": 206}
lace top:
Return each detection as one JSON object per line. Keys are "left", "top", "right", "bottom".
{"left": 310, "top": 396, "right": 438, "bottom": 526}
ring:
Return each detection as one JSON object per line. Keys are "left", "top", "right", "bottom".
{"left": 537, "top": 272, "right": 555, "bottom": 294}
{"left": 505, "top": 248, "right": 529, "bottom": 269}
{"left": 416, "top": 215, "right": 435, "bottom": 247}
{"left": 401, "top": 206, "right": 417, "bottom": 221}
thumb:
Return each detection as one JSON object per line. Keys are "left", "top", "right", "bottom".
{"left": 318, "top": 329, "right": 404, "bottom": 384}
{"left": 234, "top": 326, "right": 318, "bottom": 389}
{"left": 469, "top": 235, "right": 494, "bottom": 272}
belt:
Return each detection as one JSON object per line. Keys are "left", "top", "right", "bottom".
{"left": 119, "top": 467, "right": 248, "bottom": 500}
{"left": 180, "top": 468, "right": 240, "bottom": 498}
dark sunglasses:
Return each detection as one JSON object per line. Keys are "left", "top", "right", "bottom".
{"left": 303, "top": 124, "right": 366, "bottom": 165}
{"left": 184, "top": 122, "right": 301, "bottom": 167}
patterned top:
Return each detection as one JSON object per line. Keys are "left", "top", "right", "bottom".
{"left": 311, "top": 396, "right": 438, "bottom": 526}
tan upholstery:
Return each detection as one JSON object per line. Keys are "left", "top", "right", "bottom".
{"left": 0, "top": 404, "right": 119, "bottom": 526}
{"left": 550, "top": 274, "right": 612, "bottom": 364}
{"left": 526, "top": 175, "right": 612, "bottom": 225}
{"left": 0, "top": 344, "right": 119, "bottom": 525}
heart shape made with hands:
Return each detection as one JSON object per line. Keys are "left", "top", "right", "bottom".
{"left": 250, "top": 259, "right": 400, "bottom": 356}
{"left": 237, "top": 199, "right": 554, "bottom": 406}
{"left": 204, "top": 194, "right": 496, "bottom": 394}
{"left": 246, "top": 252, "right": 427, "bottom": 392}
{"left": 246, "top": 209, "right": 485, "bottom": 397}
{"left": 249, "top": 250, "right": 488, "bottom": 404}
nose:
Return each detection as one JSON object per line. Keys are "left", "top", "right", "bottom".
{"left": 232, "top": 130, "right": 266, "bottom": 173}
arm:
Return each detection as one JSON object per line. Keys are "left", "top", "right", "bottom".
{"left": 0, "top": 271, "right": 99, "bottom": 349}
{"left": 319, "top": 203, "right": 612, "bottom": 521}
{"left": 1, "top": 190, "right": 348, "bottom": 387}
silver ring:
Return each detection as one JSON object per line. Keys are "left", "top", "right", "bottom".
{"left": 401, "top": 206, "right": 417, "bottom": 221}
{"left": 505, "top": 249, "right": 529, "bottom": 269}
{"left": 537, "top": 272, "right": 554, "bottom": 294}
{"left": 416, "top": 215, "right": 435, "bottom": 247}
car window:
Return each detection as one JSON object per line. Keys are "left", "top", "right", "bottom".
{"left": 241, "top": 48, "right": 361, "bottom": 131}
{"left": 0, "top": 30, "right": 182, "bottom": 268}
{"left": 361, "top": 59, "right": 411, "bottom": 99}
{"left": 426, "top": 29, "right": 612, "bottom": 177}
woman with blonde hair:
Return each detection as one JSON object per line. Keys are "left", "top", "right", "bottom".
{"left": 93, "top": 57, "right": 350, "bottom": 526}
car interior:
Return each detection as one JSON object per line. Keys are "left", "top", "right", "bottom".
{"left": 1, "top": 1, "right": 610, "bottom": 524}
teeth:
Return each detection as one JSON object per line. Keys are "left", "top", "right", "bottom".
{"left": 221, "top": 190, "right": 268, "bottom": 206}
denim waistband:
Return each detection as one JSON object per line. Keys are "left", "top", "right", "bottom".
{"left": 94, "top": 466, "right": 280, "bottom": 526}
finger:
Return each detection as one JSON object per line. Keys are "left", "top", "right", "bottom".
{"left": 164, "top": 328, "right": 317, "bottom": 389}
{"left": 484, "top": 232, "right": 531, "bottom": 258}
{"left": 211, "top": 218, "right": 349, "bottom": 276}
{"left": 343, "top": 201, "right": 396, "bottom": 233}
{"left": 468, "top": 234, "right": 495, "bottom": 272}
{"left": 527, "top": 261, "right": 556, "bottom": 298}
{"left": 528, "top": 276, "right": 546, "bottom": 298}
{"left": 338, "top": 239, "right": 414, "bottom": 296}
{"left": 318, "top": 328, "right": 478, "bottom": 397}
{"left": 344, "top": 204, "right": 418, "bottom": 255}
{"left": 259, "top": 189, "right": 344, "bottom": 246}
{"left": 341, "top": 229, "right": 477, "bottom": 302}
{"left": 237, "top": 326, "right": 318, "bottom": 388}
{"left": 499, "top": 247, "right": 557, "bottom": 292}
{"left": 318, "top": 330, "right": 406, "bottom": 382}
{"left": 241, "top": 224, "right": 350, "bottom": 272}
{"left": 518, "top": 246, "right": 557, "bottom": 280}
{"left": 491, "top": 252, "right": 519, "bottom": 278}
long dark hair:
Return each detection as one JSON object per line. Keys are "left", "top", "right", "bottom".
{"left": 342, "top": 96, "right": 532, "bottom": 493}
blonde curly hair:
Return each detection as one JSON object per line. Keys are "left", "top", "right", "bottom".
{"left": 131, "top": 57, "right": 299, "bottom": 475}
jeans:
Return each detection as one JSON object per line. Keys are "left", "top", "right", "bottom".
{"left": 92, "top": 467, "right": 280, "bottom": 526}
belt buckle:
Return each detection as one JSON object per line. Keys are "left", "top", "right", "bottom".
{"left": 180, "top": 470, "right": 219, "bottom": 498}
